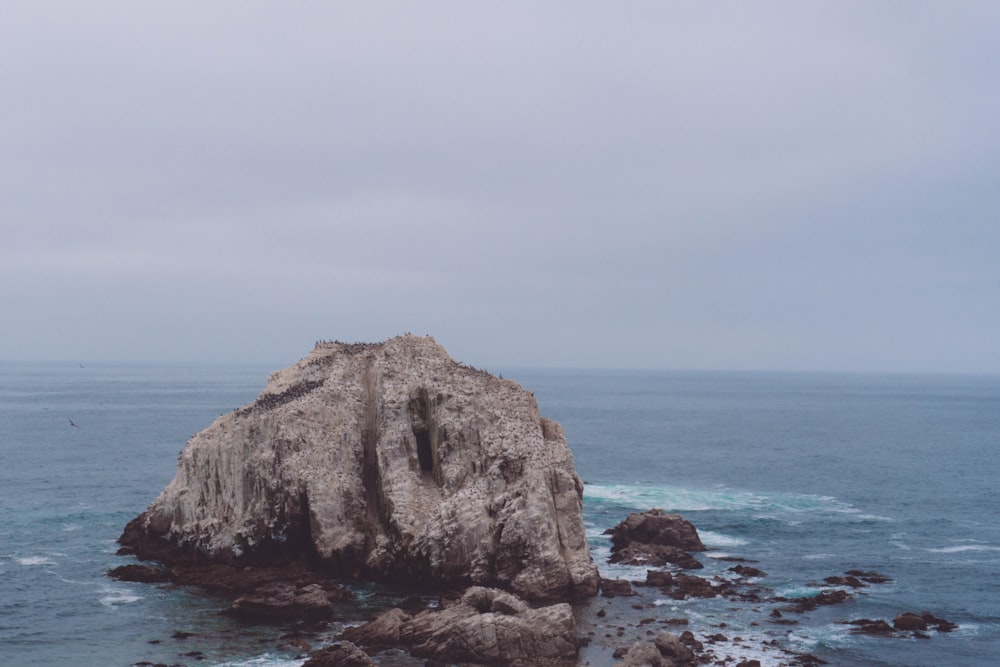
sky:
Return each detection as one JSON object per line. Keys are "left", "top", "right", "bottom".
{"left": 2, "top": 2, "right": 998, "bottom": 373}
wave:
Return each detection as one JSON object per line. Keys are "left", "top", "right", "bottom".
{"left": 927, "top": 544, "right": 1000, "bottom": 554}
{"left": 16, "top": 556, "right": 56, "bottom": 566}
{"left": 99, "top": 585, "right": 142, "bottom": 606}
{"left": 210, "top": 654, "right": 305, "bottom": 667}
{"left": 698, "top": 530, "right": 748, "bottom": 548}
{"left": 583, "top": 482, "right": 856, "bottom": 517}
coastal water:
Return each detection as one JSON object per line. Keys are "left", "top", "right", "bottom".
{"left": 1, "top": 363, "right": 998, "bottom": 666}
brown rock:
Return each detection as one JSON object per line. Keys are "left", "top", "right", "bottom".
{"left": 343, "top": 586, "right": 577, "bottom": 664}
{"left": 600, "top": 578, "right": 636, "bottom": 597}
{"left": 228, "top": 582, "right": 350, "bottom": 621}
{"left": 107, "top": 564, "right": 173, "bottom": 583}
{"left": 893, "top": 612, "right": 928, "bottom": 632}
{"left": 606, "top": 509, "right": 706, "bottom": 552}
{"left": 610, "top": 544, "right": 703, "bottom": 569}
{"left": 303, "top": 641, "right": 376, "bottom": 667}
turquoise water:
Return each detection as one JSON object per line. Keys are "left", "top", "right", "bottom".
{"left": 2, "top": 363, "right": 998, "bottom": 666}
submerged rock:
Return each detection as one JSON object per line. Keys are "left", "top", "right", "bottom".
{"left": 119, "top": 336, "right": 597, "bottom": 601}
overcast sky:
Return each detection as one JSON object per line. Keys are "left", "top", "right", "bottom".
{"left": 2, "top": 2, "right": 998, "bottom": 373}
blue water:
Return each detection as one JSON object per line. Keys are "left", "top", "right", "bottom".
{"left": 2, "top": 363, "right": 998, "bottom": 666}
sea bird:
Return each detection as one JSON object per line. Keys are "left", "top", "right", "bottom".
{"left": 68, "top": 418, "right": 79, "bottom": 428}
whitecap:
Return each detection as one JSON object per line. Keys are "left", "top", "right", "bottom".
{"left": 210, "top": 654, "right": 305, "bottom": 667}
{"left": 584, "top": 482, "right": 855, "bottom": 517}
{"left": 802, "top": 553, "right": 834, "bottom": 560}
{"left": 927, "top": 544, "right": 1000, "bottom": 554}
{"left": 698, "top": 530, "right": 748, "bottom": 548}
{"left": 17, "top": 556, "right": 56, "bottom": 566}
{"left": 99, "top": 585, "right": 142, "bottom": 606}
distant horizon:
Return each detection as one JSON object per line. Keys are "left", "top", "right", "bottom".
{"left": 4, "top": 356, "right": 998, "bottom": 379}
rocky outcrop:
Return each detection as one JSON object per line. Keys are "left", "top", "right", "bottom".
{"left": 615, "top": 631, "right": 697, "bottom": 667}
{"left": 605, "top": 510, "right": 705, "bottom": 569}
{"left": 118, "top": 336, "right": 598, "bottom": 601}
{"left": 341, "top": 586, "right": 579, "bottom": 665}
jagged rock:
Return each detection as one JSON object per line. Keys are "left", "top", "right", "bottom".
{"left": 845, "top": 619, "right": 896, "bottom": 636}
{"left": 781, "top": 589, "right": 851, "bottom": 612}
{"left": 893, "top": 612, "right": 928, "bottom": 632}
{"left": 729, "top": 565, "right": 767, "bottom": 578}
{"left": 107, "top": 564, "right": 173, "bottom": 583}
{"left": 600, "top": 578, "right": 636, "bottom": 597}
{"left": 664, "top": 574, "right": 720, "bottom": 600}
{"left": 845, "top": 570, "right": 892, "bottom": 584}
{"left": 615, "top": 631, "right": 696, "bottom": 666}
{"left": 343, "top": 586, "right": 578, "bottom": 665}
{"left": 227, "top": 582, "right": 351, "bottom": 621}
{"left": 643, "top": 569, "right": 673, "bottom": 588}
{"left": 610, "top": 544, "right": 703, "bottom": 569}
{"left": 303, "top": 641, "right": 376, "bottom": 667}
{"left": 118, "top": 336, "right": 598, "bottom": 601}
{"left": 606, "top": 510, "right": 706, "bottom": 553}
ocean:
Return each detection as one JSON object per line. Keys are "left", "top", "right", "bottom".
{"left": 1, "top": 362, "right": 998, "bottom": 666}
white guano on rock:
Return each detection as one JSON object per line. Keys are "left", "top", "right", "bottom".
{"left": 120, "top": 335, "right": 599, "bottom": 601}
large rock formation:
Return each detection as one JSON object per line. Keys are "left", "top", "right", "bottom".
{"left": 119, "top": 335, "right": 598, "bottom": 601}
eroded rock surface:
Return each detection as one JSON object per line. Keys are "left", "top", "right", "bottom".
{"left": 119, "top": 335, "right": 598, "bottom": 601}
{"left": 606, "top": 510, "right": 705, "bottom": 569}
{"left": 340, "top": 586, "right": 578, "bottom": 665}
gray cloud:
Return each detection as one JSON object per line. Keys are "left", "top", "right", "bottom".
{"left": 2, "top": 2, "right": 998, "bottom": 372}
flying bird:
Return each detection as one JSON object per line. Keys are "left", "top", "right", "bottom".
{"left": 68, "top": 418, "right": 79, "bottom": 428}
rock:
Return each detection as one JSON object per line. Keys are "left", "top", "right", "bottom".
{"left": 119, "top": 336, "right": 598, "bottom": 602}
{"left": 845, "top": 569, "right": 892, "bottom": 584}
{"left": 303, "top": 641, "right": 377, "bottom": 667}
{"left": 606, "top": 510, "right": 706, "bottom": 553}
{"left": 654, "top": 631, "right": 696, "bottom": 664}
{"left": 922, "top": 612, "right": 958, "bottom": 632}
{"left": 729, "top": 565, "right": 767, "bottom": 578}
{"left": 782, "top": 589, "right": 850, "bottom": 612}
{"left": 665, "top": 574, "right": 720, "bottom": 600}
{"left": 615, "top": 631, "right": 696, "bottom": 666}
{"left": 845, "top": 619, "right": 896, "bottom": 636}
{"left": 643, "top": 569, "right": 673, "bottom": 587}
{"left": 228, "top": 582, "right": 351, "bottom": 621}
{"left": 341, "top": 607, "right": 412, "bottom": 646}
{"left": 107, "top": 564, "right": 173, "bottom": 583}
{"left": 822, "top": 575, "right": 865, "bottom": 588}
{"left": 600, "top": 578, "right": 636, "bottom": 597}
{"left": 610, "top": 544, "right": 704, "bottom": 569}
{"left": 344, "top": 586, "right": 578, "bottom": 665}
{"left": 893, "top": 612, "right": 928, "bottom": 632}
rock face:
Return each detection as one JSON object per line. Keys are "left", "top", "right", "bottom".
{"left": 341, "top": 586, "right": 579, "bottom": 665}
{"left": 119, "top": 336, "right": 598, "bottom": 601}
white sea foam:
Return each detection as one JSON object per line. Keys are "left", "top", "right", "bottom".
{"left": 210, "top": 654, "right": 305, "bottom": 667}
{"left": 584, "top": 482, "right": 856, "bottom": 518}
{"left": 99, "top": 585, "right": 142, "bottom": 606}
{"left": 584, "top": 482, "right": 766, "bottom": 511}
{"left": 699, "top": 530, "right": 748, "bottom": 548}
{"left": 17, "top": 556, "right": 56, "bottom": 566}
{"left": 927, "top": 544, "right": 1000, "bottom": 554}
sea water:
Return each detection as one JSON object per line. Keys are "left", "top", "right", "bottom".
{"left": 1, "top": 363, "right": 998, "bottom": 666}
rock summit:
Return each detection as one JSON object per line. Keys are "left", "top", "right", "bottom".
{"left": 119, "top": 335, "right": 598, "bottom": 601}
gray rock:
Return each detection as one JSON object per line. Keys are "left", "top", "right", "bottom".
{"left": 344, "top": 586, "right": 578, "bottom": 664}
{"left": 119, "top": 336, "right": 598, "bottom": 601}
{"left": 303, "top": 641, "right": 376, "bottom": 667}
